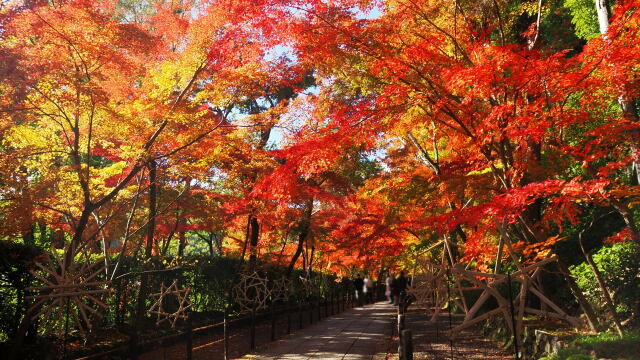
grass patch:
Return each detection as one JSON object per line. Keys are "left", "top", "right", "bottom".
{"left": 540, "top": 330, "right": 640, "bottom": 360}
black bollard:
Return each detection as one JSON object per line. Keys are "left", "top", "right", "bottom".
{"left": 250, "top": 308, "right": 256, "bottom": 350}
{"left": 299, "top": 303, "right": 303, "bottom": 329}
{"left": 331, "top": 291, "right": 338, "bottom": 315}
{"left": 186, "top": 313, "right": 193, "bottom": 360}
{"left": 223, "top": 308, "right": 229, "bottom": 360}
{"left": 400, "top": 329, "right": 413, "bottom": 360}
{"left": 397, "top": 313, "right": 405, "bottom": 336}
{"left": 129, "top": 332, "right": 139, "bottom": 360}
{"left": 287, "top": 301, "right": 292, "bottom": 334}
{"left": 325, "top": 296, "right": 329, "bottom": 317}
{"left": 270, "top": 304, "right": 276, "bottom": 342}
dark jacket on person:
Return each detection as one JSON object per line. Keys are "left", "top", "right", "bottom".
{"left": 392, "top": 275, "right": 408, "bottom": 295}
{"left": 354, "top": 276, "right": 364, "bottom": 292}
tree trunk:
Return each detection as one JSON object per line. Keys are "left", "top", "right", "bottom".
{"left": 287, "top": 225, "right": 308, "bottom": 277}
{"left": 609, "top": 198, "right": 640, "bottom": 242}
{"left": 135, "top": 160, "right": 158, "bottom": 339}
{"left": 178, "top": 230, "right": 187, "bottom": 257}
{"left": 307, "top": 245, "right": 315, "bottom": 277}
{"left": 595, "top": 0, "right": 640, "bottom": 185}
{"left": 595, "top": 0, "right": 611, "bottom": 35}
{"left": 208, "top": 235, "right": 215, "bottom": 257}
{"left": 144, "top": 160, "right": 157, "bottom": 257}
{"left": 555, "top": 259, "right": 599, "bottom": 331}
{"left": 66, "top": 207, "right": 93, "bottom": 265}
{"left": 287, "top": 200, "right": 313, "bottom": 276}
{"left": 22, "top": 225, "right": 35, "bottom": 244}
{"left": 578, "top": 232, "right": 624, "bottom": 337}
{"left": 248, "top": 216, "right": 260, "bottom": 272}
{"left": 176, "top": 179, "right": 190, "bottom": 257}
{"left": 240, "top": 215, "right": 251, "bottom": 263}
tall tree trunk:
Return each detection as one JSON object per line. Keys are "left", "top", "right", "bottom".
{"left": 22, "top": 225, "right": 35, "bottom": 244}
{"left": 522, "top": 138, "right": 543, "bottom": 228}
{"left": 135, "top": 160, "right": 158, "bottom": 339}
{"left": 208, "top": 234, "right": 215, "bottom": 257}
{"left": 143, "top": 160, "right": 157, "bottom": 258}
{"left": 307, "top": 245, "right": 315, "bottom": 277}
{"left": 66, "top": 207, "right": 93, "bottom": 265}
{"left": 287, "top": 200, "right": 313, "bottom": 276}
{"left": 178, "top": 230, "right": 187, "bottom": 257}
{"left": 110, "top": 172, "right": 144, "bottom": 280}
{"left": 287, "top": 228, "right": 308, "bottom": 277}
{"left": 248, "top": 216, "right": 260, "bottom": 272}
{"left": 240, "top": 215, "right": 252, "bottom": 263}
{"left": 596, "top": 0, "right": 611, "bottom": 35}
{"left": 596, "top": 0, "right": 640, "bottom": 185}
{"left": 176, "top": 179, "right": 190, "bottom": 257}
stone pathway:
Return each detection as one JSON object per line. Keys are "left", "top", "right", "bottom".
{"left": 239, "top": 302, "right": 395, "bottom": 360}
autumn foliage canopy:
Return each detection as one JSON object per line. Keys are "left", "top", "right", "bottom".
{"left": 2, "top": 0, "right": 640, "bottom": 278}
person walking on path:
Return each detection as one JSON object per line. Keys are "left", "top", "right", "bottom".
{"left": 354, "top": 274, "right": 364, "bottom": 307}
{"left": 392, "top": 271, "right": 408, "bottom": 306}
{"left": 363, "top": 275, "right": 374, "bottom": 304}
{"left": 385, "top": 273, "right": 393, "bottom": 304}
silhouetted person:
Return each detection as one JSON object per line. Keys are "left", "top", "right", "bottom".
{"left": 353, "top": 274, "right": 364, "bottom": 306}
{"left": 392, "top": 271, "right": 408, "bottom": 306}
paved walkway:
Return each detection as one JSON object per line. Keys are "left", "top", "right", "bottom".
{"left": 240, "top": 302, "right": 395, "bottom": 360}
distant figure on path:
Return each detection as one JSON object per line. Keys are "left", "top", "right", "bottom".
{"left": 354, "top": 274, "right": 364, "bottom": 306}
{"left": 392, "top": 271, "right": 408, "bottom": 306}
{"left": 363, "top": 275, "right": 374, "bottom": 304}
{"left": 385, "top": 273, "right": 393, "bottom": 304}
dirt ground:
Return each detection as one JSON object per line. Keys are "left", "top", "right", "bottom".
{"left": 384, "top": 304, "right": 515, "bottom": 360}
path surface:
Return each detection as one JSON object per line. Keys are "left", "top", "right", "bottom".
{"left": 240, "top": 302, "right": 395, "bottom": 360}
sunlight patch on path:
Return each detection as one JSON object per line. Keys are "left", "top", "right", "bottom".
{"left": 239, "top": 302, "right": 395, "bottom": 360}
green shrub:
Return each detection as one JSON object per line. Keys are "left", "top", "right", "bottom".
{"left": 540, "top": 331, "right": 640, "bottom": 360}
{"left": 570, "top": 241, "right": 640, "bottom": 322}
{"left": 0, "top": 242, "right": 43, "bottom": 341}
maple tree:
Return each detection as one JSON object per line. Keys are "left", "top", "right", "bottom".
{"left": 2, "top": 0, "right": 640, "bottom": 350}
{"left": 273, "top": 0, "right": 640, "bottom": 331}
